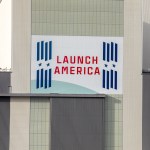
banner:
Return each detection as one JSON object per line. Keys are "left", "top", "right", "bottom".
{"left": 31, "top": 36, "right": 123, "bottom": 94}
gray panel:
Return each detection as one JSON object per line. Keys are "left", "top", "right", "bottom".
{"left": 0, "top": 97, "right": 10, "bottom": 150}
{"left": 0, "top": 72, "right": 10, "bottom": 93}
{"left": 51, "top": 98, "right": 104, "bottom": 150}
{"left": 143, "top": 23, "right": 150, "bottom": 71}
{"left": 143, "top": 75, "right": 150, "bottom": 150}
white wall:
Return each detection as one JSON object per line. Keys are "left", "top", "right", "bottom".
{"left": 123, "top": 0, "right": 142, "bottom": 150}
{"left": 0, "top": 0, "right": 11, "bottom": 69}
{"left": 10, "top": 0, "right": 31, "bottom": 149}
{"left": 9, "top": 98, "right": 30, "bottom": 150}
{"left": 11, "top": 0, "right": 31, "bottom": 93}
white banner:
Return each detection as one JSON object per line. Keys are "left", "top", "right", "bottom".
{"left": 31, "top": 36, "right": 123, "bottom": 94}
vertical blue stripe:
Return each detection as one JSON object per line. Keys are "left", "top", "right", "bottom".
{"left": 115, "top": 71, "right": 117, "bottom": 90}
{"left": 41, "top": 41, "right": 44, "bottom": 60}
{"left": 107, "top": 71, "right": 109, "bottom": 89}
{"left": 103, "top": 70, "right": 105, "bottom": 88}
{"left": 49, "top": 41, "right": 52, "bottom": 60}
{"left": 41, "top": 69, "right": 43, "bottom": 87}
{"left": 45, "top": 42, "right": 48, "bottom": 61}
{"left": 107, "top": 43, "right": 110, "bottom": 62}
{"left": 36, "top": 70, "right": 39, "bottom": 89}
{"left": 115, "top": 43, "right": 118, "bottom": 62}
{"left": 45, "top": 70, "right": 47, "bottom": 89}
{"left": 111, "top": 70, "right": 113, "bottom": 88}
{"left": 111, "top": 42, "right": 114, "bottom": 61}
{"left": 103, "top": 42, "right": 106, "bottom": 61}
{"left": 37, "top": 42, "right": 40, "bottom": 61}
{"left": 49, "top": 69, "right": 51, "bottom": 87}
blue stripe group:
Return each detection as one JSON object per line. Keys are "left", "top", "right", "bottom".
{"left": 37, "top": 41, "right": 52, "bottom": 61}
{"left": 36, "top": 40, "right": 52, "bottom": 89}
{"left": 36, "top": 69, "right": 52, "bottom": 89}
{"left": 102, "top": 69, "right": 118, "bottom": 90}
{"left": 103, "top": 42, "right": 118, "bottom": 62}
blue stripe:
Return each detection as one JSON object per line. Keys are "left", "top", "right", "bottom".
{"left": 107, "top": 71, "right": 109, "bottom": 89}
{"left": 115, "top": 71, "right": 117, "bottom": 90}
{"left": 45, "top": 42, "right": 48, "bottom": 61}
{"left": 107, "top": 43, "right": 110, "bottom": 62}
{"left": 102, "top": 70, "right": 105, "bottom": 88}
{"left": 41, "top": 69, "right": 43, "bottom": 87}
{"left": 111, "top": 42, "right": 114, "bottom": 61}
{"left": 115, "top": 43, "right": 118, "bottom": 62}
{"left": 37, "top": 42, "right": 40, "bottom": 61}
{"left": 103, "top": 42, "right": 106, "bottom": 61}
{"left": 111, "top": 70, "right": 113, "bottom": 88}
{"left": 41, "top": 41, "right": 44, "bottom": 60}
{"left": 45, "top": 70, "right": 47, "bottom": 89}
{"left": 36, "top": 70, "right": 39, "bottom": 89}
{"left": 49, "top": 41, "right": 52, "bottom": 60}
{"left": 49, "top": 69, "right": 52, "bottom": 87}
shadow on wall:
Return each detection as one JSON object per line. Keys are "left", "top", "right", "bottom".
{"left": 104, "top": 95, "right": 123, "bottom": 150}
{"left": 143, "top": 22, "right": 150, "bottom": 71}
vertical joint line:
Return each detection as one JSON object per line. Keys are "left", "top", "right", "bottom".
{"left": 41, "top": 41, "right": 44, "bottom": 60}
{"left": 45, "top": 70, "right": 47, "bottom": 89}
{"left": 103, "top": 70, "right": 105, "bottom": 88}
{"left": 107, "top": 43, "right": 110, "bottom": 62}
{"left": 49, "top": 69, "right": 52, "bottom": 87}
{"left": 103, "top": 42, "right": 106, "bottom": 61}
{"left": 111, "top": 70, "right": 113, "bottom": 88}
{"left": 115, "top": 71, "right": 117, "bottom": 90}
{"left": 115, "top": 43, "right": 118, "bottom": 62}
{"left": 107, "top": 71, "right": 109, "bottom": 89}
{"left": 37, "top": 42, "right": 40, "bottom": 61}
{"left": 41, "top": 69, "right": 43, "bottom": 88}
{"left": 111, "top": 42, "right": 114, "bottom": 61}
{"left": 49, "top": 41, "right": 52, "bottom": 60}
{"left": 45, "top": 42, "right": 48, "bottom": 61}
{"left": 36, "top": 70, "right": 39, "bottom": 89}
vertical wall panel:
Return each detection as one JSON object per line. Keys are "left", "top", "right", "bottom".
{"left": 143, "top": 75, "right": 150, "bottom": 150}
{"left": 0, "top": 97, "right": 10, "bottom": 150}
{"left": 30, "top": 98, "right": 50, "bottom": 150}
{"left": 143, "top": 1, "right": 150, "bottom": 150}
{"left": 0, "top": 72, "right": 11, "bottom": 93}
{"left": 32, "top": 0, "right": 124, "bottom": 36}
{"left": 9, "top": 98, "right": 30, "bottom": 150}
{"left": 143, "top": 0, "right": 150, "bottom": 71}
{"left": 124, "top": 0, "right": 142, "bottom": 150}
{"left": 11, "top": 0, "right": 31, "bottom": 93}
{"left": 51, "top": 98, "right": 104, "bottom": 150}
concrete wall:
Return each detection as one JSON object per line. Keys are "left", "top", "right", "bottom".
{"left": 143, "top": 1, "right": 150, "bottom": 150}
{"left": 124, "top": 0, "right": 142, "bottom": 150}
{"left": 11, "top": 0, "right": 143, "bottom": 150}
{"left": 11, "top": 0, "right": 31, "bottom": 93}
{"left": 9, "top": 98, "right": 30, "bottom": 150}
{"left": 10, "top": 0, "right": 31, "bottom": 150}
{"left": 0, "top": 97, "right": 10, "bottom": 150}
{"left": 0, "top": 72, "right": 11, "bottom": 93}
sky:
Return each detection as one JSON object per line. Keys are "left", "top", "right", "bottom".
{"left": 0, "top": 0, "right": 11, "bottom": 69}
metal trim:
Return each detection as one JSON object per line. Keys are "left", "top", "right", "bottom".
{"left": 0, "top": 93, "right": 106, "bottom": 98}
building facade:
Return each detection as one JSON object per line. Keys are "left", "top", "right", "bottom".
{"left": 0, "top": 0, "right": 143, "bottom": 150}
